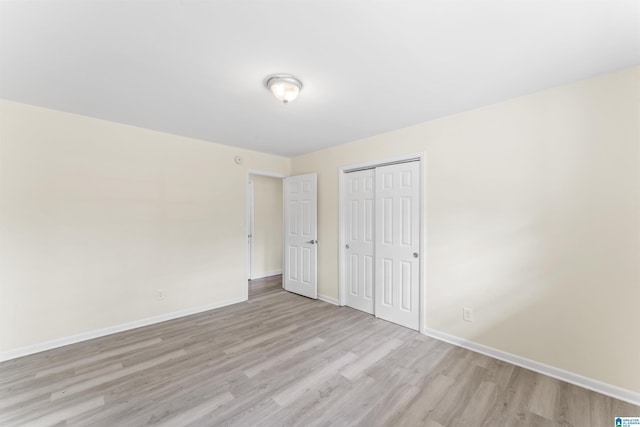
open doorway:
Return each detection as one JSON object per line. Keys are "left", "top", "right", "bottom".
{"left": 247, "top": 172, "right": 284, "bottom": 298}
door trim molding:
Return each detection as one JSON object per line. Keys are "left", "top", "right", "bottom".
{"left": 318, "top": 293, "right": 340, "bottom": 306}
{"left": 246, "top": 169, "right": 288, "bottom": 179}
{"left": 246, "top": 180, "right": 254, "bottom": 280}
{"left": 338, "top": 152, "right": 426, "bottom": 332}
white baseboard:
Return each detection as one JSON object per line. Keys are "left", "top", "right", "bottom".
{"left": 422, "top": 328, "right": 640, "bottom": 406}
{"left": 318, "top": 293, "right": 340, "bottom": 306}
{"left": 0, "top": 296, "right": 247, "bottom": 362}
{"left": 250, "top": 269, "right": 283, "bottom": 280}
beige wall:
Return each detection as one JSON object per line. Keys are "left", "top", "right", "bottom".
{"left": 292, "top": 66, "right": 640, "bottom": 393}
{"left": 250, "top": 175, "right": 283, "bottom": 278}
{"left": 0, "top": 100, "right": 290, "bottom": 354}
{"left": 2, "top": 66, "right": 638, "bottom": 395}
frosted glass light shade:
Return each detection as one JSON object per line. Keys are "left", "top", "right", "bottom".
{"left": 265, "top": 75, "right": 303, "bottom": 103}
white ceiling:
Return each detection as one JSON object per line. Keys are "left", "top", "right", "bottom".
{"left": 1, "top": 1, "right": 638, "bottom": 157}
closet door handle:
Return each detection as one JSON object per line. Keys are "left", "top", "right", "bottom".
{"left": 413, "top": 252, "right": 419, "bottom": 258}
{"left": 306, "top": 240, "right": 317, "bottom": 245}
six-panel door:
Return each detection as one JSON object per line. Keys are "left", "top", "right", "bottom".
{"left": 283, "top": 173, "right": 318, "bottom": 299}
{"left": 374, "top": 162, "right": 420, "bottom": 330}
{"left": 344, "top": 169, "right": 375, "bottom": 314}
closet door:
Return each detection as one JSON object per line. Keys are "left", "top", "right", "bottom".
{"left": 374, "top": 162, "right": 420, "bottom": 330}
{"left": 344, "top": 169, "right": 375, "bottom": 314}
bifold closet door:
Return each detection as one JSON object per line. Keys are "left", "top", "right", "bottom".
{"left": 344, "top": 169, "right": 375, "bottom": 314}
{"left": 374, "top": 162, "right": 420, "bottom": 330}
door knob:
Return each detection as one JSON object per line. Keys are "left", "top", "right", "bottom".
{"left": 306, "top": 240, "right": 317, "bottom": 244}
{"left": 413, "top": 252, "right": 419, "bottom": 258}
{"left": 345, "top": 244, "right": 350, "bottom": 249}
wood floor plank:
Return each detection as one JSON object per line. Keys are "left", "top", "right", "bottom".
{"left": 452, "top": 380, "right": 499, "bottom": 426}
{"left": 528, "top": 374, "right": 560, "bottom": 420}
{"left": 0, "top": 275, "right": 637, "bottom": 426}
{"left": 557, "top": 383, "right": 591, "bottom": 427}
{"left": 260, "top": 374, "right": 360, "bottom": 426}
{"left": 480, "top": 365, "right": 540, "bottom": 427}
{"left": 340, "top": 337, "right": 403, "bottom": 381}
{"left": 428, "top": 364, "right": 490, "bottom": 425}
{"left": 358, "top": 382, "right": 421, "bottom": 426}
{"left": 49, "top": 349, "right": 186, "bottom": 401}
{"left": 392, "top": 374, "right": 456, "bottom": 426}
{"left": 19, "top": 396, "right": 105, "bottom": 426}
{"left": 319, "top": 363, "right": 416, "bottom": 426}
{"left": 0, "top": 362, "right": 123, "bottom": 410}
{"left": 35, "top": 337, "right": 162, "bottom": 378}
{"left": 154, "top": 391, "right": 235, "bottom": 427}
{"left": 272, "top": 351, "right": 358, "bottom": 407}
{"left": 223, "top": 325, "right": 298, "bottom": 355}
{"left": 243, "top": 336, "right": 325, "bottom": 378}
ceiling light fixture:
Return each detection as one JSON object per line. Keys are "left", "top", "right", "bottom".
{"left": 265, "top": 74, "right": 303, "bottom": 104}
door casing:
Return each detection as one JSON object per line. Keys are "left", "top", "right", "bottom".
{"left": 246, "top": 179, "right": 254, "bottom": 280}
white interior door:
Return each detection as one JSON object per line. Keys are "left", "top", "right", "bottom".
{"left": 284, "top": 173, "right": 318, "bottom": 299}
{"left": 374, "top": 162, "right": 420, "bottom": 330}
{"left": 344, "top": 169, "right": 375, "bottom": 314}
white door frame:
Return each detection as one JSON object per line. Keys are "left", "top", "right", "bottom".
{"left": 338, "top": 152, "right": 426, "bottom": 332}
{"left": 245, "top": 170, "right": 287, "bottom": 300}
{"left": 246, "top": 179, "right": 255, "bottom": 280}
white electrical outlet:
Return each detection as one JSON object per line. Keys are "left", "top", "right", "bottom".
{"left": 463, "top": 307, "right": 473, "bottom": 322}
{"left": 156, "top": 289, "right": 165, "bottom": 301}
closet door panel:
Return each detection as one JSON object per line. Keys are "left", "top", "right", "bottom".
{"left": 344, "top": 169, "right": 375, "bottom": 314}
{"left": 374, "top": 162, "right": 420, "bottom": 330}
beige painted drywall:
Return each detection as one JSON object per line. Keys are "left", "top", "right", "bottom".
{"left": 0, "top": 100, "right": 290, "bottom": 353}
{"left": 250, "top": 175, "right": 283, "bottom": 278}
{"left": 291, "top": 66, "right": 640, "bottom": 394}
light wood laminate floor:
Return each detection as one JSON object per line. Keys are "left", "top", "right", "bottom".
{"left": 1, "top": 275, "right": 638, "bottom": 426}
